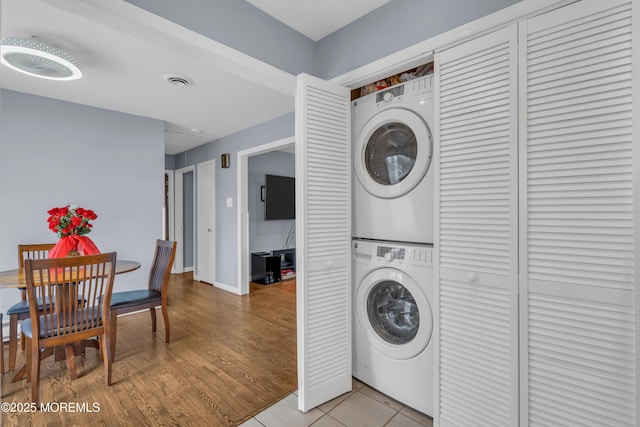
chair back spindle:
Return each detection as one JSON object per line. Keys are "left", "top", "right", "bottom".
{"left": 18, "top": 243, "right": 56, "bottom": 268}
{"left": 23, "top": 252, "right": 117, "bottom": 404}
{"left": 25, "top": 254, "right": 116, "bottom": 345}
{"left": 148, "top": 240, "right": 176, "bottom": 294}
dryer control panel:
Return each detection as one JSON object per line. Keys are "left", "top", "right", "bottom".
{"left": 375, "top": 85, "right": 405, "bottom": 103}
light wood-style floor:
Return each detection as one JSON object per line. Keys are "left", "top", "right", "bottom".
{"left": 1, "top": 273, "right": 298, "bottom": 426}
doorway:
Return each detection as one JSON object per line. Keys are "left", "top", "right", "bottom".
{"left": 237, "top": 136, "right": 295, "bottom": 295}
{"left": 174, "top": 165, "right": 195, "bottom": 273}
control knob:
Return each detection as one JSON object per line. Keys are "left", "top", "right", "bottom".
{"left": 384, "top": 252, "right": 394, "bottom": 262}
{"left": 383, "top": 92, "right": 394, "bottom": 103}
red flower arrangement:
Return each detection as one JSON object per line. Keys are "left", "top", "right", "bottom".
{"left": 47, "top": 205, "right": 98, "bottom": 237}
{"left": 47, "top": 204, "right": 101, "bottom": 258}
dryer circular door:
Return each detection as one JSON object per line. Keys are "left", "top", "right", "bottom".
{"left": 354, "top": 108, "right": 433, "bottom": 199}
{"left": 355, "top": 268, "right": 433, "bottom": 360}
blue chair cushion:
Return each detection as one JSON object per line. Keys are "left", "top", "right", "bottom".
{"left": 22, "top": 306, "right": 104, "bottom": 339}
{"left": 110, "top": 290, "right": 161, "bottom": 310}
{"left": 7, "top": 296, "right": 85, "bottom": 316}
{"left": 6, "top": 298, "right": 50, "bottom": 315}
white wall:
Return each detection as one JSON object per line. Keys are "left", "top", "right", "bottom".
{"left": 0, "top": 89, "right": 165, "bottom": 318}
{"left": 248, "top": 150, "right": 295, "bottom": 255}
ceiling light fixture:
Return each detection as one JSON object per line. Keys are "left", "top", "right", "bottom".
{"left": 0, "top": 37, "right": 83, "bottom": 81}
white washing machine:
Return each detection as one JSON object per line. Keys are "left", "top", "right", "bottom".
{"left": 352, "top": 75, "right": 435, "bottom": 245}
{"left": 352, "top": 238, "right": 434, "bottom": 416}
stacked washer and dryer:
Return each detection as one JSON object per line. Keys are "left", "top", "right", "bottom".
{"left": 351, "top": 74, "right": 435, "bottom": 416}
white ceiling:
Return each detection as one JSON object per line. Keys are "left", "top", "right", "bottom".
{"left": 246, "top": 0, "right": 391, "bottom": 41}
{"left": 0, "top": 0, "right": 385, "bottom": 155}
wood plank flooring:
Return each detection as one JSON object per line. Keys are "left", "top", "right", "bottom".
{"left": 1, "top": 273, "right": 298, "bottom": 426}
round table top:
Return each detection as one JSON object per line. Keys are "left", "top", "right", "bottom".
{"left": 0, "top": 260, "right": 141, "bottom": 289}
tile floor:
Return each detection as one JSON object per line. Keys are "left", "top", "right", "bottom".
{"left": 240, "top": 378, "right": 433, "bottom": 427}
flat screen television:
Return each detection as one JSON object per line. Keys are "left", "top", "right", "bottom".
{"left": 264, "top": 174, "right": 295, "bottom": 220}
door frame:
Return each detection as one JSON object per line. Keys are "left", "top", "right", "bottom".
{"left": 164, "top": 169, "right": 176, "bottom": 273}
{"left": 236, "top": 136, "right": 295, "bottom": 295}
{"left": 174, "top": 165, "right": 196, "bottom": 274}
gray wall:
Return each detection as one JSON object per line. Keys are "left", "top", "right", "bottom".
{"left": 159, "top": 0, "right": 523, "bottom": 291}
{"left": 316, "top": 0, "right": 521, "bottom": 79}
{"left": 127, "top": 0, "right": 521, "bottom": 80}
{"left": 171, "top": 113, "right": 294, "bottom": 287}
{"left": 165, "top": 154, "right": 176, "bottom": 170}
{"left": 126, "top": 0, "right": 317, "bottom": 76}
{"left": 0, "top": 89, "right": 165, "bottom": 316}
{"left": 248, "top": 151, "right": 296, "bottom": 256}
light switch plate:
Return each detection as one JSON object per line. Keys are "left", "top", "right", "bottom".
{"left": 226, "top": 197, "right": 233, "bottom": 208}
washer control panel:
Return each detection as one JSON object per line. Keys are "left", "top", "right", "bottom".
{"left": 376, "top": 245, "right": 405, "bottom": 261}
{"left": 375, "top": 244, "right": 433, "bottom": 268}
{"left": 353, "top": 240, "right": 433, "bottom": 268}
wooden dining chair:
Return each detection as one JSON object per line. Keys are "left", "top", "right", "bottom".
{"left": 7, "top": 243, "right": 56, "bottom": 372}
{"left": 18, "top": 244, "right": 56, "bottom": 300}
{"left": 22, "top": 252, "right": 117, "bottom": 405}
{"left": 109, "top": 240, "right": 176, "bottom": 360}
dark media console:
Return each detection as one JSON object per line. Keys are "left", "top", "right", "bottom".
{"left": 251, "top": 248, "right": 296, "bottom": 285}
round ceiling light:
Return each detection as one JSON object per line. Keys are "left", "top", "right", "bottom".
{"left": 0, "top": 37, "right": 83, "bottom": 81}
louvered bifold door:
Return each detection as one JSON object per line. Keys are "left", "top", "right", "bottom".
{"left": 435, "top": 24, "right": 519, "bottom": 427}
{"left": 295, "top": 73, "right": 352, "bottom": 412}
{"left": 519, "top": 1, "right": 636, "bottom": 426}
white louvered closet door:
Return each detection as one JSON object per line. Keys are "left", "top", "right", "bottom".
{"left": 520, "top": 1, "right": 637, "bottom": 425}
{"left": 435, "top": 24, "right": 519, "bottom": 427}
{"left": 295, "top": 73, "right": 352, "bottom": 412}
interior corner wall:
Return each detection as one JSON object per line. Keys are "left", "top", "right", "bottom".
{"left": 174, "top": 112, "right": 295, "bottom": 289}
{"left": 165, "top": 154, "right": 176, "bottom": 170}
{"left": 137, "top": 0, "right": 526, "bottom": 294}
{"left": 248, "top": 151, "right": 296, "bottom": 257}
{"left": 315, "top": 0, "right": 522, "bottom": 79}
{"left": 125, "top": 0, "right": 317, "bottom": 75}
{"left": 0, "top": 89, "right": 165, "bottom": 317}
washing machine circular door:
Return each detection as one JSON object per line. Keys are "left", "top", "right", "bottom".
{"left": 354, "top": 108, "right": 433, "bottom": 199}
{"left": 355, "top": 268, "right": 433, "bottom": 360}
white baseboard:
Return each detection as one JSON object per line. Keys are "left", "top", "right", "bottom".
{"left": 213, "top": 281, "right": 242, "bottom": 295}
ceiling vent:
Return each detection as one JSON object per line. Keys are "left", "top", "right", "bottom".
{"left": 163, "top": 74, "right": 192, "bottom": 87}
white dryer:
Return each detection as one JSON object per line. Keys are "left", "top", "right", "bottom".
{"left": 352, "top": 75, "right": 435, "bottom": 244}
{"left": 352, "top": 238, "right": 434, "bottom": 416}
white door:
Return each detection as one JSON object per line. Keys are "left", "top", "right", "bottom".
{"left": 435, "top": 24, "right": 519, "bottom": 427}
{"left": 196, "top": 160, "right": 215, "bottom": 284}
{"left": 520, "top": 1, "right": 637, "bottom": 425}
{"left": 295, "top": 73, "right": 352, "bottom": 412}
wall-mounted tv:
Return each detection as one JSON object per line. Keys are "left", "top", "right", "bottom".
{"left": 264, "top": 174, "right": 295, "bottom": 220}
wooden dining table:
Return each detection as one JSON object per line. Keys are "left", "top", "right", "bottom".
{"left": 0, "top": 259, "right": 141, "bottom": 381}
{"left": 0, "top": 259, "right": 141, "bottom": 289}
